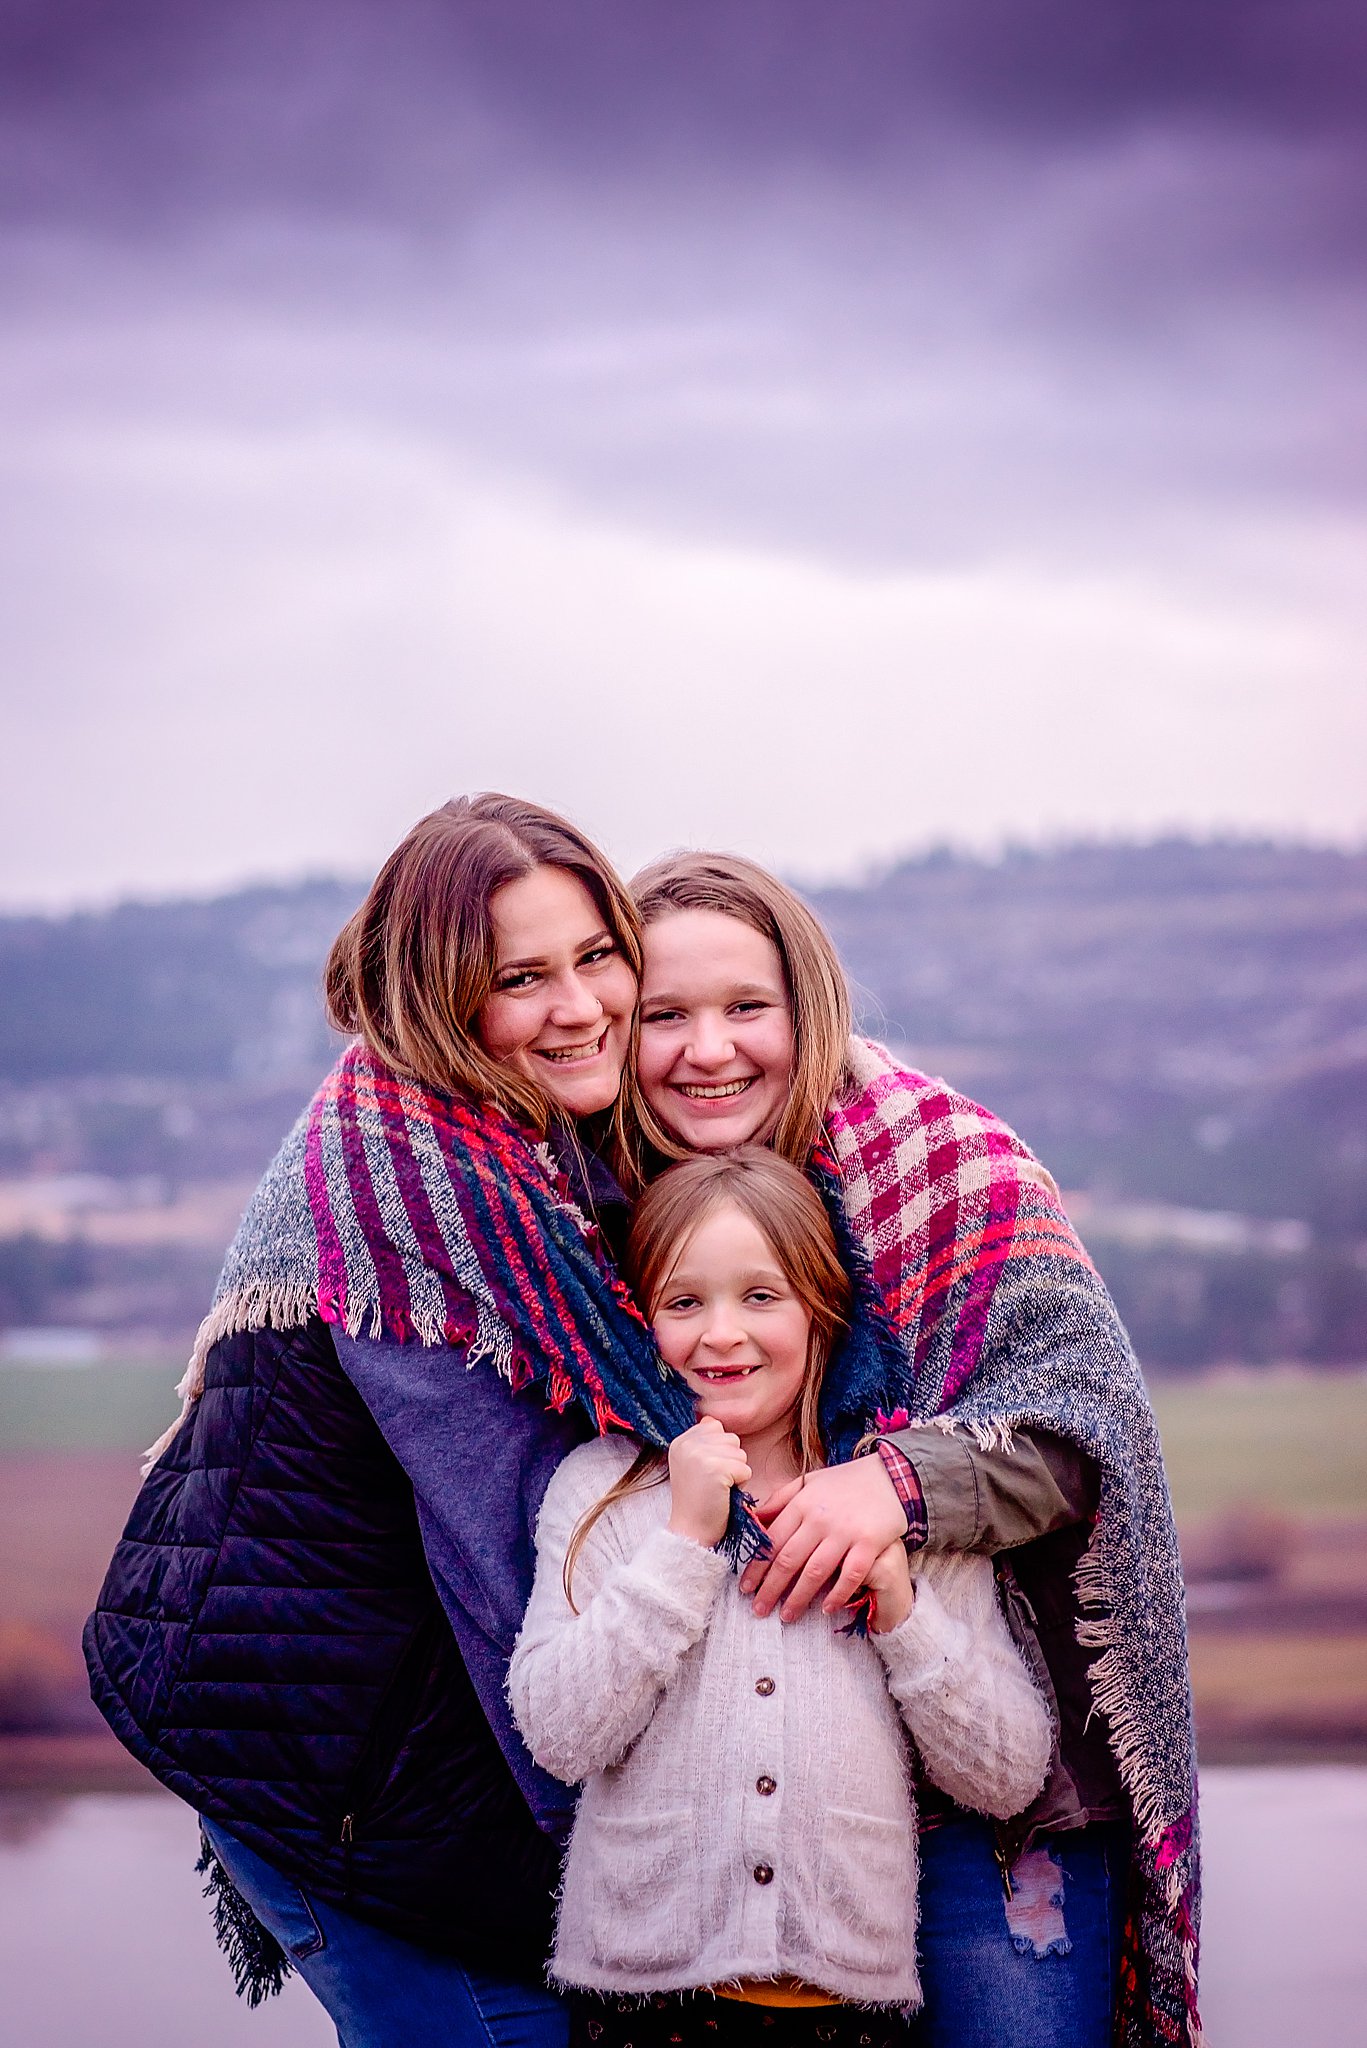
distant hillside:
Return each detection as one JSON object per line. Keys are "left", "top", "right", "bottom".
{"left": 0, "top": 879, "right": 361, "bottom": 1085}
{"left": 1, "top": 841, "right": 1364, "bottom": 1364}
{"left": 809, "top": 840, "right": 1367, "bottom": 1235}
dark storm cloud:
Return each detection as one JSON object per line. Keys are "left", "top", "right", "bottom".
{"left": 3, "top": 0, "right": 1364, "bottom": 233}
{"left": 0, "top": 0, "right": 1361, "bottom": 572}
{"left": 1, "top": 2, "right": 1363, "bottom": 906}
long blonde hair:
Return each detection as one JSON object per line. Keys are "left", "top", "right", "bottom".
{"left": 629, "top": 851, "right": 852, "bottom": 1175}
{"left": 325, "top": 793, "right": 644, "bottom": 1148}
{"left": 563, "top": 1147, "right": 852, "bottom": 1606}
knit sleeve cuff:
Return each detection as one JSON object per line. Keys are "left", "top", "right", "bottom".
{"left": 869, "top": 1576, "right": 971, "bottom": 1694}
{"left": 619, "top": 1524, "right": 731, "bottom": 1633}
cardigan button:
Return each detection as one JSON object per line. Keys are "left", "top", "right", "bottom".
{"left": 756, "top": 1775, "right": 776, "bottom": 1796}
{"left": 754, "top": 1676, "right": 776, "bottom": 1696}
{"left": 753, "top": 1862, "right": 775, "bottom": 1885}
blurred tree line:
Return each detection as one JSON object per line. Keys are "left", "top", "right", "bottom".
{"left": 2, "top": 842, "right": 1364, "bottom": 1366}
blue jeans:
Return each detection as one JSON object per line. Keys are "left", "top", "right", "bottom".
{"left": 199, "top": 1820, "right": 569, "bottom": 2048}
{"left": 913, "top": 1818, "right": 1128, "bottom": 2048}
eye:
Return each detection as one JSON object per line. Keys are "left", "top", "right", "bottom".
{"left": 640, "top": 1007, "right": 683, "bottom": 1026}
{"left": 657, "top": 1292, "right": 700, "bottom": 1314}
{"left": 581, "top": 941, "right": 617, "bottom": 967}
{"left": 494, "top": 969, "right": 539, "bottom": 993}
{"left": 746, "top": 1288, "right": 781, "bottom": 1305}
{"left": 731, "top": 1000, "right": 771, "bottom": 1016}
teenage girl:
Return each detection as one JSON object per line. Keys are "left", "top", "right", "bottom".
{"left": 509, "top": 1148, "right": 1051, "bottom": 2048}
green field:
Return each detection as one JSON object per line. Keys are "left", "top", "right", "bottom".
{"left": 4, "top": 1360, "right": 1366, "bottom": 1516}
{"left": 0, "top": 1359, "right": 185, "bottom": 1454}
{"left": 1148, "top": 1371, "right": 1367, "bottom": 1521}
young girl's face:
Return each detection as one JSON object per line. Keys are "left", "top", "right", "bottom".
{"left": 651, "top": 1200, "right": 812, "bottom": 1445}
{"left": 637, "top": 910, "right": 795, "bottom": 1151}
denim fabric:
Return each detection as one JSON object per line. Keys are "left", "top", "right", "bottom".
{"left": 913, "top": 1817, "right": 1128, "bottom": 2048}
{"left": 201, "top": 1820, "right": 569, "bottom": 2048}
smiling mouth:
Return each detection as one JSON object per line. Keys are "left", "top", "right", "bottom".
{"left": 676, "top": 1078, "right": 755, "bottom": 1100}
{"left": 695, "top": 1364, "right": 761, "bottom": 1382}
{"left": 537, "top": 1031, "right": 607, "bottom": 1066}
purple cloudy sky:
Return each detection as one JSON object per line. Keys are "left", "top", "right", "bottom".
{"left": 2, "top": 0, "right": 1364, "bottom": 905}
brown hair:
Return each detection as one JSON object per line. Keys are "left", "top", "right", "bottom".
{"left": 325, "top": 793, "right": 643, "bottom": 1136}
{"left": 630, "top": 851, "right": 852, "bottom": 1171}
{"left": 563, "top": 1146, "right": 852, "bottom": 1605}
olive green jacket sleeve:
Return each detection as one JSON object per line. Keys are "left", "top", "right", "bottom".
{"left": 883, "top": 1422, "right": 1096, "bottom": 1554}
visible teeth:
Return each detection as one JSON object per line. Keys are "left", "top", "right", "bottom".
{"left": 679, "top": 1079, "right": 752, "bottom": 1099}
{"left": 540, "top": 1037, "right": 602, "bottom": 1063}
{"left": 698, "top": 1366, "right": 758, "bottom": 1380}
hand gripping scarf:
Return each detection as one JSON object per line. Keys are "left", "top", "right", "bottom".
{"left": 827, "top": 1038, "right": 1202, "bottom": 2048}
{"left": 148, "top": 1041, "right": 905, "bottom": 1558}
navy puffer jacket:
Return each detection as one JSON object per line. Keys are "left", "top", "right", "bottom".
{"left": 84, "top": 1317, "right": 563, "bottom": 1979}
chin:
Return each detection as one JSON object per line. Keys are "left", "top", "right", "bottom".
{"left": 549, "top": 1080, "right": 620, "bottom": 1119}
{"left": 673, "top": 1114, "right": 768, "bottom": 1153}
{"left": 536, "top": 1041, "right": 627, "bottom": 1121}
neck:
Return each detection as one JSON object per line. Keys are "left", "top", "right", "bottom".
{"left": 738, "top": 1416, "right": 805, "bottom": 1496}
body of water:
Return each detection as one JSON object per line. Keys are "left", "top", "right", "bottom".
{"left": 1, "top": 1768, "right": 1364, "bottom": 2045}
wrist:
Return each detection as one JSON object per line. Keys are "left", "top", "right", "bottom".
{"left": 667, "top": 1510, "right": 723, "bottom": 1549}
{"left": 869, "top": 1578, "right": 915, "bottom": 1634}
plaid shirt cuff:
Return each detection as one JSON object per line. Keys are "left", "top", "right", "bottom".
{"left": 876, "top": 1440, "right": 929, "bottom": 1551}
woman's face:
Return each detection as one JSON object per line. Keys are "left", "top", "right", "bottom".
{"left": 637, "top": 910, "right": 795, "bottom": 1151}
{"left": 477, "top": 866, "right": 637, "bottom": 1119}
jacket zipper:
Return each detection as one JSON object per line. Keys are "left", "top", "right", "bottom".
{"left": 337, "top": 1614, "right": 437, "bottom": 1855}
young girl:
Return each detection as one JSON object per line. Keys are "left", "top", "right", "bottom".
{"left": 508, "top": 1148, "right": 1051, "bottom": 2046}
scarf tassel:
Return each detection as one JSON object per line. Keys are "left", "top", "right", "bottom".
{"left": 195, "top": 1829, "right": 291, "bottom": 2007}
{"left": 716, "top": 1488, "right": 772, "bottom": 1573}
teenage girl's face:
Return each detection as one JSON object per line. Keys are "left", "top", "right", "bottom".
{"left": 637, "top": 911, "right": 796, "bottom": 1151}
{"left": 651, "top": 1202, "right": 811, "bottom": 1448}
{"left": 477, "top": 867, "right": 637, "bottom": 1120}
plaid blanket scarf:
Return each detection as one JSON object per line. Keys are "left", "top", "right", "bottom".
{"left": 827, "top": 1038, "right": 1202, "bottom": 2048}
{"left": 149, "top": 1041, "right": 906, "bottom": 1548}
{"left": 147, "top": 1041, "right": 694, "bottom": 1467}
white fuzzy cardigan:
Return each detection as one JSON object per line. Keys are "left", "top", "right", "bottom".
{"left": 508, "top": 1438, "right": 1052, "bottom": 2008}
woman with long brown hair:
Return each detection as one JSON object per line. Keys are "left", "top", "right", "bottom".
{"left": 628, "top": 852, "right": 1201, "bottom": 2048}
{"left": 86, "top": 794, "right": 675, "bottom": 2048}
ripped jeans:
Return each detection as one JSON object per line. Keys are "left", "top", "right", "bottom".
{"left": 913, "top": 1818, "right": 1129, "bottom": 2048}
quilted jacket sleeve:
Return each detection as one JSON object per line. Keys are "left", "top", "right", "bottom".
{"left": 873, "top": 1550, "right": 1052, "bottom": 1820}
{"left": 508, "top": 1446, "right": 729, "bottom": 1785}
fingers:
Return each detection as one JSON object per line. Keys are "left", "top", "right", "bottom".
{"left": 754, "top": 1476, "right": 805, "bottom": 1523}
{"left": 749, "top": 1528, "right": 836, "bottom": 1618}
{"left": 773, "top": 1538, "right": 851, "bottom": 1620}
{"left": 822, "top": 1542, "right": 883, "bottom": 1615}
{"left": 739, "top": 1477, "right": 804, "bottom": 1593}
{"left": 741, "top": 1508, "right": 807, "bottom": 1602}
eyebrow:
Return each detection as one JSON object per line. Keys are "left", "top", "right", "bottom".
{"left": 642, "top": 981, "right": 783, "bottom": 1004}
{"left": 659, "top": 1266, "right": 790, "bottom": 1294}
{"left": 495, "top": 928, "right": 614, "bottom": 973}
